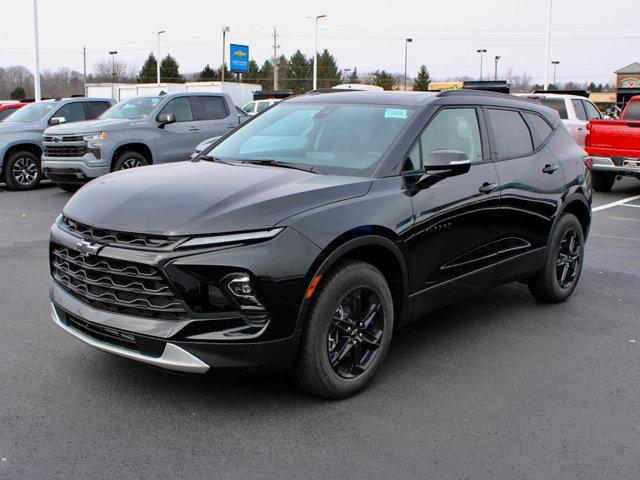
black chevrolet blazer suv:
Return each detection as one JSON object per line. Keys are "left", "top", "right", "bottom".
{"left": 49, "top": 90, "right": 591, "bottom": 398}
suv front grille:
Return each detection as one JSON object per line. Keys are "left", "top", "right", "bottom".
{"left": 44, "top": 145, "right": 87, "bottom": 157}
{"left": 51, "top": 244, "right": 186, "bottom": 320}
{"left": 65, "top": 313, "right": 138, "bottom": 352}
{"left": 44, "top": 135, "right": 84, "bottom": 142}
{"left": 61, "top": 216, "right": 182, "bottom": 250}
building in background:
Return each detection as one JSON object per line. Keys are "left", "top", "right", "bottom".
{"left": 615, "top": 62, "right": 640, "bottom": 107}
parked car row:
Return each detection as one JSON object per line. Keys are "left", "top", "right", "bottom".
{"left": 0, "top": 92, "right": 245, "bottom": 191}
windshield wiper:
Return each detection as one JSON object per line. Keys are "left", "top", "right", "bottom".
{"left": 195, "top": 154, "right": 231, "bottom": 164}
{"left": 241, "top": 159, "right": 322, "bottom": 174}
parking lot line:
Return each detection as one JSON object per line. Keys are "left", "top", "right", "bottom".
{"left": 592, "top": 194, "right": 640, "bottom": 212}
{"left": 621, "top": 203, "right": 640, "bottom": 209}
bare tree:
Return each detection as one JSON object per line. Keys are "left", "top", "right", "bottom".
{"left": 93, "top": 58, "right": 137, "bottom": 83}
{"left": 506, "top": 69, "right": 533, "bottom": 93}
{"left": 0, "top": 66, "right": 35, "bottom": 99}
{"left": 41, "top": 68, "right": 85, "bottom": 98}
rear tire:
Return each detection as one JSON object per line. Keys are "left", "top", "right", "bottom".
{"left": 291, "top": 260, "right": 394, "bottom": 399}
{"left": 56, "top": 183, "right": 81, "bottom": 193}
{"left": 3, "top": 151, "right": 42, "bottom": 190}
{"left": 112, "top": 151, "right": 149, "bottom": 171}
{"left": 528, "top": 213, "right": 584, "bottom": 303}
{"left": 592, "top": 173, "right": 615, "bottom": 192}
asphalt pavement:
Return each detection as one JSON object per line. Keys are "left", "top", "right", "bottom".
{"left": 1, "top": 178, "right": 639, "bottom": 480}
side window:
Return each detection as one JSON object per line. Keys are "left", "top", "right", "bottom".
{"left": 524, "top": 112, "right": 553, "bottom": 148}
{"left": 236, "top": 106, "right": 247, "bottom": 118}
{"left": 420, "top": 108, "right": 483, "bottom": 163}
{"left": 571, "top": 99, "right": 587, "bottom": 121}
{"left": 0, "top": 107, "right": 18, "bottom": 121}
{"left": 538, "top": 98, "right": 568, "bottom": 119}
{"left": 53, "top": 102, "right": 85, "bottom": 123}
{"left": 86, "top": 101, "right": 111, "bottom": 119}
{"left": 159, "top": 97, "right": 193, "bottom": 122}
{"left": 403, "top": 142, "right": 421, "bottom": 171}
{"left": 488, "top": 109, "right": 533, "bottom": 159}
{"left": 243, "top": 102, "right": 255, "bottom": 113}
{"left": 583, "top": 101, "right": 601, "bottom": 120}
{"left": 256, "top": 101, "right": 270, "bottom": 112}
{"left": 196, "top": 96, "right": 229, "bottom": 120}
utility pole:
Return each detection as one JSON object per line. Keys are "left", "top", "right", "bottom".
{"left": 272, "top": 27, "right": 280, "bottom": 90}
{"left": 404, "top": 38, "right": 413, "bottom": 90}
{"left": 83, "top": 46, "right": 87, "bottom": 85}
{"left": 543, "top": 0, "right": 553, "bottom": 89}
{"left": 494, "top": 55, "right": 501, "bottom": 81}
{"left": 312, "top": 15, "right": 327, "bottom": 90}
{"left": 32, "top": 0, "right": 41, "bottom": 101}
{"left": 156, "top": 30, "right": 166, "bottom": 84}
{"left": 221, "top": 26, "right": 230, "bottom": 84}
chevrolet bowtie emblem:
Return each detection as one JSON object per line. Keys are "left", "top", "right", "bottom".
{"left": 75, "top": 241, "right": 102, "bottom": 257}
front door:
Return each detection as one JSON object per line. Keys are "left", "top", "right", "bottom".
{"left": 405, "top": 106, "right": 501, "bottom": 317}
{"left": 156, "top": 96, "right": 202, "bottom": 163}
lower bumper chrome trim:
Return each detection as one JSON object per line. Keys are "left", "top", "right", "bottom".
{"left": 51, "top": 304, "right": 210, "bottom": 373}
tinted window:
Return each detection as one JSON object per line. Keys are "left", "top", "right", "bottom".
{"left": 159, "top": 97, "right": 193, "bottom": 122}
{"left": 403, "top": 142, "right": 421, "bottom": 171}
{"left": 524, "top": 112, "right": 553, "bottom": 148}
{"left": 256, "top": 101, "right": 270, "bottom": 112}
{"left": 196, "top": 96, "right": 228, "bottom": 120}
{"left": 86, "top": 101, "right": 111, "bottom": 119}
{"left": 209, "top": 103, "right": 416, "bottom": 176}
{"left": 538, "top": 98, "right": 568, "bottom": 119}
{"left": 53, "top": 102, "right": 85, "bottom": 123}
{"left": 583, "top": 101, "right": 601, "bottom": 120}
{"left": 243, "top": 102, "right": 255, "bottom": 113}
{"left": 101, "top": 97, "right": 162, "bottom": 120}
{"left": 624, "top": 101, "right": 640, "bottom": 120}
{"left": 571, "top": 99, "right": 587, "bottom": 121}
{"left": 488, "top": 109, "right": 533, "bottom": 159}
{"left": 0, "top": 107, "right": 19, "bottom": 121}
{"left": 421, "top": 108, "right": 483, "bottom": 163}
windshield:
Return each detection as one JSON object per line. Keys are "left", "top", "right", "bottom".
{"left": 624, "top": 101, "right": 640, "bottom": 121}
{"left": 100, "top": 96, "right": 162, "bottom": 120}
{"left": 208, "top": 102, "right": 416, "bottom": 176}
{"left": 6, "top": 102, "right": 56, "bottom": 123}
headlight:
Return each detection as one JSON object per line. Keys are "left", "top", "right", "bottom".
{"left": 177, "top": 228, "right": 284, "bottom": 249}
{"left": 82, "top": 131, "right": 108, "bottom": 141}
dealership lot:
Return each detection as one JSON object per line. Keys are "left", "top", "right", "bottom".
{"left": 1, "top": 179, "right": 639, "bottom": 479}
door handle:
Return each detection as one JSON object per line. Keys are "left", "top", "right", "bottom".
{"left": 577, "top": 127, "right": 585, "bottom": 131}
{"left": 188, "top": 127, "right": 199, "bottom": 131}
{"left": 542, "top": 163, "right": 559, "bottom": 174}
{"left": 227, "top": 124, "right": 237, "bottom": 128}
{"left": 478, "top": 182, "right": 498, "bottom": 194}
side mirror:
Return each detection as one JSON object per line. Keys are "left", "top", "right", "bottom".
{"left": 415, "top": 150, "right": 471, "bottom": 189}
{"left": 157, "top": 113, "right": 176, "bottom": 128}
{"left": 49, "top": 117, "right": 66, "bottom": 126}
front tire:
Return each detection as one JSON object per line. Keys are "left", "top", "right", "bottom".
{"left": 3, "top": 151, "right": 42, "bottom": 190}
{"left": 528, "top": 213, "right": 584, "bottom": 303}
{"left": 291, "top": 260, "right": 394, "bottom": 399}
{"left": 112, "top": 151, "right": 149, "bottom": 171}
{"left": 592, "top": 173, "right": 615, "bottom": 192}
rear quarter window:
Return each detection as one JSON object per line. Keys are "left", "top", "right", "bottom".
{"left": 488, "top": 109, "right": 534, "bottom": 159}
{"left": 524, "top": 112, "right": 553, "bottom": 148}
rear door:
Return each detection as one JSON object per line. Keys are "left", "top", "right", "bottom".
{"left": 155, "top": 96, "right": 201, "bottom": 163}
{"left": 406, "top": 106, "right": 502, "bottom": 316}
{"left": 486, "top": 107, "right": 566, "bottom": 283}
{"left": 84, "top": 101, "right": 112, "bottom": 120}
{"left": 191, "top": 96, "right": 237, "bottom": 139}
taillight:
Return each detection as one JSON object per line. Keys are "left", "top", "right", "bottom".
{"left": 584, "top": 156, "right": 593, "bottom": 172}
{"left": 585, "top": 122, "right": 592, "bottom": 147}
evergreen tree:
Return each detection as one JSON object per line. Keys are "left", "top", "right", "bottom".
{"left": 160, "top": 54, "right": 183, "bottom": 82}
{"left": 346, "top": 67, "right": 359, "bottom": 83}
{"left": 214, "top": 64, "right": 231, "bottom": 81}
{"left": 372, "top": 70, "right": 395, "bottom": 90}
{"left": 413, "top": 65, "right": 431, "bottom": 91}
{"left": 316, "top": 49, "right": 341, "bottom": 88}
{"left": 285, "top": 50, "right": 312, "bottom": 94}
{"left": 10, "top": 86, "right": 25, "bottom": 100}
{"left": 259, "top": 60, "right": 273, "bottom": 90}
{"left": 138, "top": 52, "right": 158, "bottom": 83}
{"left": 243, "top": 60, "right": 261, "bottom": 84}
{"left": 199, "top": 64, "right": 215, "bottom": 81}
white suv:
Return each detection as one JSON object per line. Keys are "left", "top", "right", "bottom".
{"left": 242, "top": 99, "right": 281, "bottom": 116}
{"left": 517, "top": 93, "right": 602, "bottom": 147}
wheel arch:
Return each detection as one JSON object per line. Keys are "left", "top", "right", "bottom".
{"left": 559, "top": 194, "right": 591, "bottom": 239}
{"left": 110, "top": 143, "right": 153, "bottom": 171}
{"left": 2, "top": 143, "right": 42, "bottom": 177}
{"left": 295, "top": 230, "right": 411, "bottom": 332}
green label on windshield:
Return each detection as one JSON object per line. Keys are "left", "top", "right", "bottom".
{"left": 385, "top": 108, "right": 408, "bottom": 119}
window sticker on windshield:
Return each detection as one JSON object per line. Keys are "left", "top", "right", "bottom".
{"left": 385, "top": 108, "right": 408, "bottom": 119}
{"left": 151, "top": 98, "right": 161, "bottom": 106}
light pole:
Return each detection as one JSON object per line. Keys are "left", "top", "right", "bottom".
{"left": 551, "top": 60, "right": 560, "bottom": 87}
{"left": 404, "top": 38, "right": 413, "bottom": 90}
{"left": 494, "top": 56, "right": 501, "bottom": 81}
{"left": 221, "top": 26, "right": 230, "bottom": 84}
{"left": 476, "top": 49, "right": 487, "bottom": 80}
{"left": 312, "top": 14, "right": 327, "bottom": 90}
{"left": 109, "top": 51, "right": 118, "bottom": 100}
{"left": 32, "top": 0, "right": 41, "bottom": 101}
{"left": 156, "top": 30, "right": 165, "bottom": 84}
{"left": 342, "top": 68, "right": 351, "bottom": 82}
{"left": 543, "top": 0, "right": 553, "bottom": 89}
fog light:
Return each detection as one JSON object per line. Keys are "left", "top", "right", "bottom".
{"left": 224, "top": 273, "right": 265, "bottom": 311}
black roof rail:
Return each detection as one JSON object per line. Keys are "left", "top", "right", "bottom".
{"left": 436, "top": 89, "right": 511, "bottom": 99}
{"left": 532, "top": 89, "right": 589, "bottom": 98}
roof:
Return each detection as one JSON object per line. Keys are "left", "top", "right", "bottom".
{"left": 289, "top": 91, "right": 437, "bottom": 107}
{"left": 615, "top": 62, "right": 640, "bottom": 74}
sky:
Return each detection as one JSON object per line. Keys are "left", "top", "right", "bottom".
{"left": 2, "top": 0, "right": 639, "bottom": 85}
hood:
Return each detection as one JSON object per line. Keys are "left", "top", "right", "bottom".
{"left": 45, "top": 118, "right": 133, "bottom": 134}
{"left": 63, "top": 161, "right": 371, "bottom": 235}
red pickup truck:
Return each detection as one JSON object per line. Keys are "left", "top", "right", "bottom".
{"left": 586, "top": 95, "right": 640, "bottom": 191}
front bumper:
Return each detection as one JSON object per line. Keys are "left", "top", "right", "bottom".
{"left": 591, "top": 156, "right": 640, "bottom": 175}
{"left": 42, "top": 154, "right": 110, "bottom": 182}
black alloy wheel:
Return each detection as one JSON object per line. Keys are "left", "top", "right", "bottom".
{"left": 327, "top": 287, "right": 385, "bottom": 379}
{"left": 556, "top": 228, "right": 581, "bottom": 289}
